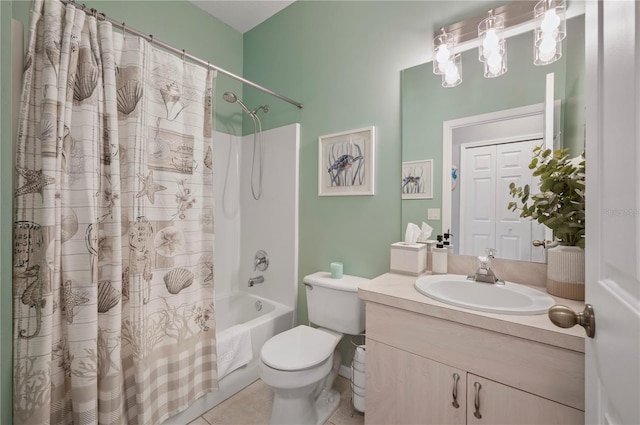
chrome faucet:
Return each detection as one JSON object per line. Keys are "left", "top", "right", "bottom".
{"left": 467, "top": 249, "right": 505, "bottom": 285}
{"left": 248, "top": 275, "right": 264, "bottom": 287}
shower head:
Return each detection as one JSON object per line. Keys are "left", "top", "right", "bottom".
{"left": 223, "top": 91, "right": 238, "bottom": 103}
{"left": 223, "top": 91, "right": 253, "bottom": 116}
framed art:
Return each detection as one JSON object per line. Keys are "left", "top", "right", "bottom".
{"left": 318, "top": 126, "right": 375, "bottom": 196}
{"left": 402, "top": 159, "right": 433, "bottom": 199}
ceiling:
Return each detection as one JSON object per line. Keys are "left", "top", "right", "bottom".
{"left": 188, "top": 1, "right": 296, "bottom": 34}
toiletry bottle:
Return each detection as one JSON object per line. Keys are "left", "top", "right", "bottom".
{"left": 443, "top": 230, "right": 454, "bottom": 255}
{"left": 432, "top": 235, "right": 448, "bottom": 274}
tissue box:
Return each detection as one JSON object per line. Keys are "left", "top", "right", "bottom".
{"left": 390, "top": 242, "right": 427, "bottom": 275}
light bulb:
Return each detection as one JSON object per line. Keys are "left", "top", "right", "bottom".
{"left": 487, "top": 52, "right": 502, "bottom": 73}
{"left": 444, "top": 62, "right": 459, "bottom": 84}
{"left": 445, "top": 70, "right": 460, "bottom": 85}
{"left": 436, "top": 45, "right": 450, "bottom": 63}
{"left": 541, "top": 9, "right": 561, "bottom": 33}
{"left": 488, "top": 63, "right": 501, "bottom": 75}
{"left": 539, "top": 34, "right": 557, "bottom": 54}
{"left": 482, "top": 29, "right": 499, "bottom": 53}
{"left": 538, "top": 46, "right": 557, "bottom": 62}
{"left": 437, "top": 58, "right": 450, "bottom": 73}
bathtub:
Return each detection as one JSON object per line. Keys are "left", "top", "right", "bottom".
{"left": 164, "top": 292, "right": 294, "bottom": 424}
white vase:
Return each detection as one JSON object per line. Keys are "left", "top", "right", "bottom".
{"left": 546, "top": 244, "right": 585, "bottom": 301}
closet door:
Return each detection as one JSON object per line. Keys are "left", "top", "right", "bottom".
{"left": 460, "top": 144, "right": 496, "bottom": 256}
{"left": 495, "top": 140, "right": 539, "bottom": 261}
{"left": 461, "top": 140, "right": 543, "bottom": 261}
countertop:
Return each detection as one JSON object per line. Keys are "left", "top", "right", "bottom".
{"left": 358, "top": 272, "right": 585, "bottom": 353}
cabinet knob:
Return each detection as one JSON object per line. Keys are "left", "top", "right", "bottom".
{"left": 548, "top": 304, "right": 596, "bottom": 338}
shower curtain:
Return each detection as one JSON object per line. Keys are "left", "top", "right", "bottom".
{"left": 13, "top": 1, "right": 217, "bottom": 423}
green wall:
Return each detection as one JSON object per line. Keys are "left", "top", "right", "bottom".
{"left": 2, "top": 1, "right": 243, "bottom": 421}
{"left": 401, "top": 15, "right": 585, "bottom": 235}
{"left": 242, "top": 0, "right": 505, "bottom": 363}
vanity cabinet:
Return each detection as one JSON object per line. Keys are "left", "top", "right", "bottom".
{"left": 367, "top": 339, "right": 465, "bottom": 424}
{"left": 466, "top": 374, "right": 583, "bottom": 425}
{"left": 364, "top": 302, "right": 584, "bottom": 425}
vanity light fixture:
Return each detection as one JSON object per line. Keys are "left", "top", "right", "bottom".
{"left": 478, "top": 11, "right": 507, "bottom": 78}
{"left": 432, "top": 0, "right": 571, "bottom": 87}
{"left": 433, "top": 28, "right": 462, "bottom": 87}
{"left": 533, "top": 0, "right": 566, "bottom": 65}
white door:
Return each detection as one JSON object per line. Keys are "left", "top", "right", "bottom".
{"left": 460, "top": 139, "right": 543, "bottom": 261}
{"left": 495, "top": 140, "right": 539, "bottom": 262}
{"left": 582, "top": 1, "right": 640, "bottom": 424}
{"left": 460, "top": 144, "right": 496, "bottom": 256}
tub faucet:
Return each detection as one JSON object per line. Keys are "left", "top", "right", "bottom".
{"left": 248, "top": 275, "right": 264, "bottom": 287}
{"left": 467, "top": 249, "right": 505, "bottom": 285}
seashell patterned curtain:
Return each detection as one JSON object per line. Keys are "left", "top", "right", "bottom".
{"left": 12, "top": 0, "right": 217, "bottom": 423}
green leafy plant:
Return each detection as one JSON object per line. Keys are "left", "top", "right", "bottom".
{"left": 508, "top": 146, "right": 585, "bottom": 248}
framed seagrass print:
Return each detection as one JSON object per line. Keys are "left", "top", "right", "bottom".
{"left": 402, "top": 159, "right": 433, "bottom": 199}
{"left": 318, "top": 126, "right": 375, "bottom": 196}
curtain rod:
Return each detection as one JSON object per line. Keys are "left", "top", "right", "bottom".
{"left": 59, "top": 0, "right": 304, "bottom": 109}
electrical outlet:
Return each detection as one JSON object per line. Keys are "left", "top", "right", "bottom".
{"left": 427, "top": 208, "right": 441, "bottom": 220}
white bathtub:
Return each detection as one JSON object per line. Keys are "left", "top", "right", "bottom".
{"left": 164, "top": 292, "right": 294, "bottom": 424}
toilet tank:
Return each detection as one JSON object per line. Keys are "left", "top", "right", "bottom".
{"left": 303, "top": 272, "right": 368, "bottom": 335}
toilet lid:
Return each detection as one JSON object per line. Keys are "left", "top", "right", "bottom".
{"left": 261, "top": 325, "right": 339, "bottom": 371}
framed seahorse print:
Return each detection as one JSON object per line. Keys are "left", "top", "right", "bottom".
{"left": 401, "top": 159, "right": 433, "bottom": 199}
{"left": 318, "top": 126, "right": 375, "bottom": 196}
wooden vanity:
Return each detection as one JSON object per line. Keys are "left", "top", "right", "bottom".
{"left": 358, "top": 273, "right": 585, "bottom": 425}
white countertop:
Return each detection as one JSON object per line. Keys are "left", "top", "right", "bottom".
{"left": 358, "top": 272, "right": 585, "bottom": 353}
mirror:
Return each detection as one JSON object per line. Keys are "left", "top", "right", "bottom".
{"left": 401, "top": 14, "right": 585, "bottom": 262}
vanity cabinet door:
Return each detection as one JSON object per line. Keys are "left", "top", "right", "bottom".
{"left": 466, "top": 374, "right": 584, "bottom": 425}
{"left": 366, "top": 339, "right": 466, "bottom": 425}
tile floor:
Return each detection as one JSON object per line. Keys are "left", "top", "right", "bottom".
{"left": 187, "top": 376, "right": 365, "bottom": 425}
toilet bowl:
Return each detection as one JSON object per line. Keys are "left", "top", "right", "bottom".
{"left": 258, "top": 272, "right": 368, "bottom": 425}
{"left": 259, "top": 325, "right": 342, "bottom": 425}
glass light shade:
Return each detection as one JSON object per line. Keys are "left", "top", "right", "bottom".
{"left": 533, "top": 0, "right": 566, "bottom": 65}
{"left": 433, "top": 31, "right": 455, "bottom": 75}
{"left": 442, "top": 54, "right": 462, "bottom": 88}
{"left": 478, "top": 14, "right": 505, "bottom": 63}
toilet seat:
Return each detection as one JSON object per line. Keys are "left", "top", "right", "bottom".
{"left": 261, "top": 325, "right": 340, "bottom": 371}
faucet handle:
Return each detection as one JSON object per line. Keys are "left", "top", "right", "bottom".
{"left": 485, "top": 248, "right": 496, "bottom": 259}
{"left": 477, "top": 255, "right": 491, "bottom": 269}
{"left": 254, "top": 250, "right": 269, "bottom": 271}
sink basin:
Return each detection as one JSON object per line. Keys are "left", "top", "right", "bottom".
{"left": 414, "top": 274, "right": 555, "bottom": 315}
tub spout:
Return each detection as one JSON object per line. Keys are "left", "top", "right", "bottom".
{"left": 248, "top": 275, "right": 264, "bottom": 287}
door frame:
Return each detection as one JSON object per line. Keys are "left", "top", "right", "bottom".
{"left": 442, "top": 100, "right": 561, "bottom": 239}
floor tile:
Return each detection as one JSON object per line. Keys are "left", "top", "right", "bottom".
{"left": 201, "top": 376, "right": 364, "bottom": 425}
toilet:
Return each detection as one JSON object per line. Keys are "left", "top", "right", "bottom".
{"left": 258, "top": 272, "right": 368, "bottom": 425}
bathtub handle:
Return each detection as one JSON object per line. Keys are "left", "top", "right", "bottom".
{"left": 303, "top": 282, "right": 313, "bottom": 290}
{"left": 254, "top": 250, "right": 269, "bottom": 271}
